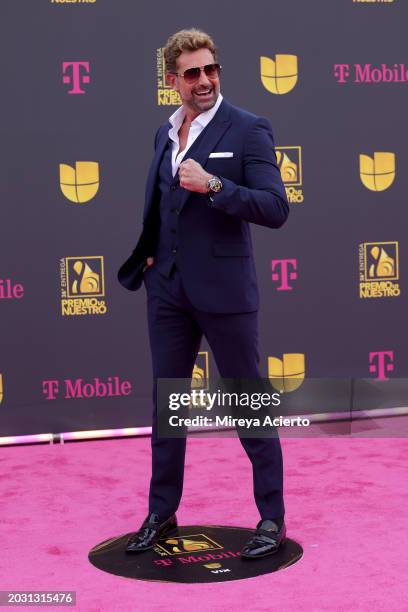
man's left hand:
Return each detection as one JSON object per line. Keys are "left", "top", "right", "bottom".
{"left": 179, "top": 159, "right": 212, "bottom": 193}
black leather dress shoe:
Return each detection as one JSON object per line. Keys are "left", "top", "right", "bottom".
{"left": 241, "top": 519, "right": 286, "bottom": 559}
{"left": 125, "top": 513, "right": 178, "bottom": 553}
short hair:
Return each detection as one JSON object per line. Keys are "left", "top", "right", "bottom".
{"left": 163, "top": 28, "right": 218, "bottom": 73}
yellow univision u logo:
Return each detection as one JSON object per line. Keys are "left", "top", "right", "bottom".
{"left": 0, "top": 374, "right": 3, "bottom": 404}
{"left": 60, "top": 161, "right": 99, "bottom": 203}
{"left": 359, "top": 152, "right": 395, "bottom": 191}
{"left": 260, "top": 55, "right": 298, "bottom": 94}
{"left": 268, "top": 353, "right": 305, "bottom": 393}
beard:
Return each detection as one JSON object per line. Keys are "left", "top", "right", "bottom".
{"left": 187, "top": 87, "right": 218, "bottom": 113}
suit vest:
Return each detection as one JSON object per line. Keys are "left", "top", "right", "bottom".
{"left": 154, "top": 127, "right": 212, "bottom": 278}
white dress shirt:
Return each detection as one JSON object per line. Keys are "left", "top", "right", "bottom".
{"left": 168, "top": 93, "right": 223, "bottom": 177}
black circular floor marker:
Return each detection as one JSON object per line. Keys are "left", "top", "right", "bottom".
{"left": 89, "top": 525, "right": 303, "bottom": 583}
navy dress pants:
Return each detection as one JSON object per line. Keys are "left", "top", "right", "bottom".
{"left": 143, "top": 265, "right": 285, "bottom": 521}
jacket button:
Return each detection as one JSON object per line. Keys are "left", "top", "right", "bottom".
{"left": 172, "top": 248, "right": 177, "bottom": 254}
{"left": 171, "top": 229, "right": 176, "bottom": 234}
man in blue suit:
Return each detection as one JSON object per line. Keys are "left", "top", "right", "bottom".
{"left": 119, "top": 28, "right": 289, "bottom": 559}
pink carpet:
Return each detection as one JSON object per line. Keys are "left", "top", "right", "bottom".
{"left": 1, "top": 433, "right": 407, "bottom": 611}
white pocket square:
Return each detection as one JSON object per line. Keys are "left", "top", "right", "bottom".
{"left": 208, "top": 152, "right": 234, "bottom": 158}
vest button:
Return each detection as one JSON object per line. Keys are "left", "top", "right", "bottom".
{"left": 171, "top": 184, "right": 178, "bottom": 191}
{"left": 172, "top": 248, "right": 177, "bottom": 254}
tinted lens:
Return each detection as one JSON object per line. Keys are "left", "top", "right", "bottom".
{"left": 183, "top": 67, "right": 202, "bottom": 83}
{"left": 182, "top": 64, "right": 221, "bottom": 83}
{"left": 204, "top": 63, "right": 220, "bottom": 78}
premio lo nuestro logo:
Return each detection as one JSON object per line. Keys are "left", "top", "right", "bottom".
{"left": 359, "top": 242, "right": 400, "bottom": 298}
{"left": 156, "top": 48, "right": 181, "bottom": 106}
{"left": 260, "top": 55, "right": 298, "bottom": 94}
{"left": 154, "top": 534, "right": 223, "bottom": 557}
{"left": 192, "top": 351, "right": 209, "bottom": 390}
{"left": 276, "top": 146, "right": 304, "bottom": 203}
{"left": 359, "top": 152, "right": 395, "bottom": 191}
{"left": 60, "top": 256, "right": 107, "bottom": 315}
{"left": 60, "top": 161, "right": 100, "bottom": 203}
{"left": 268, "top": 353, "right": 305, "bottom": 393}
{"left": 190, "top": 351, "right": 210, "bottom": 408}
{"left": 152, "top": 531, "right": 240, "bottom": 572}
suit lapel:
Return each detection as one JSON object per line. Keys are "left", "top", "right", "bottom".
{"left": 143, "top": 99, "right": 232, "bottom": 220}
{"left": 177, "top": 99, "right": 232, "bottom": 214}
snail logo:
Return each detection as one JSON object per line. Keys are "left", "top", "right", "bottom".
{"left": 165, "top": 538, "right": 211, "bottom": 553}
{"left": 154, "top": 534, "right": 223, "bottom": 556}
{"left": 191, "top": 351, "right": 209, "bottom": 390}
{"left": 60, "top": 256, "right": 107, "bottom": 316}
{"left": 190, "top": 351, "right": 210, "bottom": 408}
{"left": 260, "top": 55, "right": 298, "bottom": 94}
{"left": 268, "top": 353, "right": 305, "bottom": 393}
{"left": 67, "top": 258, "right": 104, "bottom": 297}
{"left": 156, "top": 48, "right": 182, "bottom": 106}
{"left": 276, "top": 146, "right": 304, "bottom": 203}
{"left": 59, "top": 162, "right": 99, "bottom": 203}
{"left": 74, "top": 263, "right": 98, "bottom": 294}
{"left": 368, "top": 246, "right": 395, "bottom": 278}
{"left": 359, "top": 242, "right": 400, "bottom": 299}
{"left": 359, "top": 153, "right": 395, "bottom": 192}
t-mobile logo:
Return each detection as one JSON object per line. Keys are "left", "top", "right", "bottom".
{"left": 369, "top": 351, "right": 394, "bottom": 381}
{"left": 271, "top": 259, "right": 297, "bottom": 291}
{"left": 62, "top": 61, "right": 90, "bottom": 94}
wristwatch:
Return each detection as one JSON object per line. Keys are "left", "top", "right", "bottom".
{"left": 206, "top": 175, "right": 223, "bottom": 202}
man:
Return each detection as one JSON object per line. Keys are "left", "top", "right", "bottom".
{"left": 118, "top": 28, "right": 289, "bottom": 559}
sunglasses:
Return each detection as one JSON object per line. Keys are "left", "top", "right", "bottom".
{"left": 170, "top": 63, "right": 222, "bottom": 84}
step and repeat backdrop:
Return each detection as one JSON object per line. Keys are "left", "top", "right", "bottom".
{"left": 1, "top": 0, "right": 407, "bottom": 438}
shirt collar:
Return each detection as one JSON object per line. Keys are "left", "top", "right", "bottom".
{"left": 168, "top": 93, "right": 223, "bottom": 132}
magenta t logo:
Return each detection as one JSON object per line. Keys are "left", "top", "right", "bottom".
{"left": 369, "top": 351, "right": 394, "bottom": 381}
{"left": 271, "top": 259, "right": 297, "bottom": 291}
{"left": 334, "top": 64, "right": 350, "bottom": 84}
{"left": 62, "top": 61, "right": 90, "bottom": 94}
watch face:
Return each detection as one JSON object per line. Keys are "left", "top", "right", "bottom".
{"left": 209, "top": 177, "right": 222, "bottom": 192}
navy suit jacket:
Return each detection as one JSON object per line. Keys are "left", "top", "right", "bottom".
{"left": 118, "top": 98, "right": 289, "bottom": 313}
